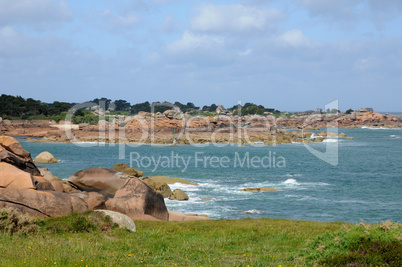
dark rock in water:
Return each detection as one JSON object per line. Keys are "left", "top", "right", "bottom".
{"left": 67, "top": 167, "right": 133, "bottom": 198}
{"left": 105, "top": 178, "right": 169, "bottom": 221}
{"left": 112, "top": 163, "right": 143, "bottom": 177}
{"left": 0, "top": 136, "right": 40, "bottom": 176}
{"left": 241, "top": 188, "right": 280, "bottom": 192}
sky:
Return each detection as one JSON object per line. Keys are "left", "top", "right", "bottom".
{"left": 1, "top": 0, "right": 401, "bottom": 112}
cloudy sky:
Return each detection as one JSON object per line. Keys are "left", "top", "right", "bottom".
{"left": 1, "top": 0, "right": 401, "bottom": 112}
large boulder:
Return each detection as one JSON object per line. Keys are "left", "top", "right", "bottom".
{"left": 94, "top": 210, "right": 136, "bottom": 232}
{"left": 0, "top": 162, "right": 36, "bottom": 190}
{"left": 0, "top": 136, "right": 30, "bottom": 158}
{"left": 67, "top": 167, "right": 133, "bottom": 198}
{"left": 112, "top": 163, "right": 143, "bottom": 177}
{"left": 85, "top": 192, "right": 106, "bottom": 210}
{"left": 32, "top": 176, "right": 55, "bottom": 191}
{"left": 141, "top": 177, "right": 172, "bottom": 198}
{"left": 169, "top": 189, "right": 189, "bottom": 201}
{"left": 0, "top": 188, "right": 88, "bottom": 218}
{"left": 34, "top": 151, "right": 59, "bottom": 164}
{"left": 0, "top": 136, "right": 40, "bottom": 176}
{"left": 105, "top": 178, "right": 169, "bottom": 221}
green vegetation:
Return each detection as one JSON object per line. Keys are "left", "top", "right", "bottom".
{"left": 302, "top": 220, "right": 402, "bottom": 266}
{"left": 1, "top": 94, "right": 289, "bottom": 121}
{"left": 345, "top": 108, "right": 354, "bottom": 114}
{"left": 231, "top": 102, "right": 280, "bottom": 116}
{"left": 1, "top": 209, "right": 400, "bottom": 266}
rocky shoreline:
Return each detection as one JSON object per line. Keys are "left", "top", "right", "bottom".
{"left": 0, "top": 136, "right": 211, "bottom": 223}
{"left": 2, "top": 111, "right": 400, "bottom": 145}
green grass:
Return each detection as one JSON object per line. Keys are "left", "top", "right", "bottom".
{"left": 0, "top": 210, "right": 400, "bottom": 266}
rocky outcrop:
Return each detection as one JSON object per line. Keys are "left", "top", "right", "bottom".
{"left": 241, "top": 188, "right": 280, "bottom": 192}
{"left": 143, "top": 176, "right": 198, "bottom": 185}
{"left": 84, "top": 192, "right": 106, "bottom": 210}
{"left": 94, "top": 210, "right": 136, "bottom": 232}
{"left": 168, "top": 211, "right": 212, "bottom": 221}
{"left": 34, "top": 151, "right": 59, "bottom": 164}
{"left": 0, "top": 136, "right": 175, "bottom": 221}
{"left": 0, "top": 189, "right": 87, "bottom": 218}
{"left": 112, "top": 163, "right": 143, "bottom": 177}
{"left": 0, "top": 162, "right": 36, "bottom": 190}
{"left": 105, "top": 178, "right": 169, "bottom": 221}
{"left": 141, "top": 177, "right": 172, "bottom": 198}
{"left": 0, "top": 136, "right": 40, "bottom": 176}
{"left": 169, "top": 189, "right": 189, "bottom": 201}
{"left": 67, "top": 167, "right": 133, "bottom": 198}
{"left": 37, "top": 166, "right": 62, "bottom": 182}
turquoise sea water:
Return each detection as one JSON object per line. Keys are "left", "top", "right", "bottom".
{"left": 17, "top": 128, "right": 402, "bottom": 223}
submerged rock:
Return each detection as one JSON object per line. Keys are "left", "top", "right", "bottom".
{"left": 241, "top": 188, "right": 280, "bottom": 192}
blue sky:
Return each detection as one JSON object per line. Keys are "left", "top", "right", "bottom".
{"left": 1, "top": 0, "right": 401, "bottom": 112}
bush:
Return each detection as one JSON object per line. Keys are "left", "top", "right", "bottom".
{"left": 0, "top": 208, "right": 41, "bottom": 235}
{"left": 302, "top": 220, "right": 402, "bottom": 266}
{"left": 43, "top": 211, "right": 117, "bottom": 234}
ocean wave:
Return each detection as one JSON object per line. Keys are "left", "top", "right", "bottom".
{"left": 361, "top": 126, "right": 402, "bottom": 130}
{"left": 322, "top": 139, "right": 339, "bottom": 143}
{"left": 282, "top": 174, "right": 302, "bottom": 177}
{"left": 283, "top": 178, "right": 299, "bottom": 185}
{"left": 243, "top": 209, "right": 261, "bottom": 214}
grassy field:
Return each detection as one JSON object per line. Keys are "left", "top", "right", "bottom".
{"left": 0, "top": 210, "right": 400, "bottom": 266}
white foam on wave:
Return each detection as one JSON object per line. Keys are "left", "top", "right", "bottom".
{"left": 243, "top": 209, "right": 261, "bottom": 214}
{"left": 169, "top": 183, "right": 199, "bottom": 191}
{"left": 283, "top": 178, "right": 299, "bottom": 185}
{"left": 323, "top": 139, "right": 339, "bottom": 143}
{"left": 361, "top": 126, "right": 401, "bottom": 130}
{"left": 282, "top": 174, "right": 302, "bottom": 177}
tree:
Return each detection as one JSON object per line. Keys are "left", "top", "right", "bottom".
{"left": 90, "top": 97, "right": 111, "bottom": 110}
{"left": 113, "top": 99, "right": 131, "bottom": 111}
{"left": 345, "top": 108, "right": 354, "bottom": 114}
{"left": 130, "top": 101, "right": 151, "bottom": 114}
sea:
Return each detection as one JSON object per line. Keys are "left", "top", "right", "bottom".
{"left": 17, "top": 127, "right": 402, "bottom": 224}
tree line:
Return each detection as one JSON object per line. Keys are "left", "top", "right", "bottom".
{"left": 0, "top": 94, "right": 281, "bottom": 120}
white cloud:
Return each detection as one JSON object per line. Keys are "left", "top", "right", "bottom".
{"left": 167, "top": 31, "right": 224, "bottom": 53}
{"left": 0, "top": 0, "right": 72, "bottom": 29}
{"left": 191, "top": 4, "right": 283, "bottom": 33}
{"left": 278, "top": 29, "right": 310, "bottom": 47}
{"left": 297, "top": 0, "right": 402, "bottom": 30}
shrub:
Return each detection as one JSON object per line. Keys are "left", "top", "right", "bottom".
{"left": 0, "top": 208, "right": 41, "bottom": 235}
{"left": 302, "top": 221, "right": 402, "bottom": 266}
{"left": 43, "top": 211, "right": 117, "bottom": 234}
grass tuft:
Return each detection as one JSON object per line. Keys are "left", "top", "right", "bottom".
{"left": 0, "top": 208, "right": 41, "bottom": 235}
